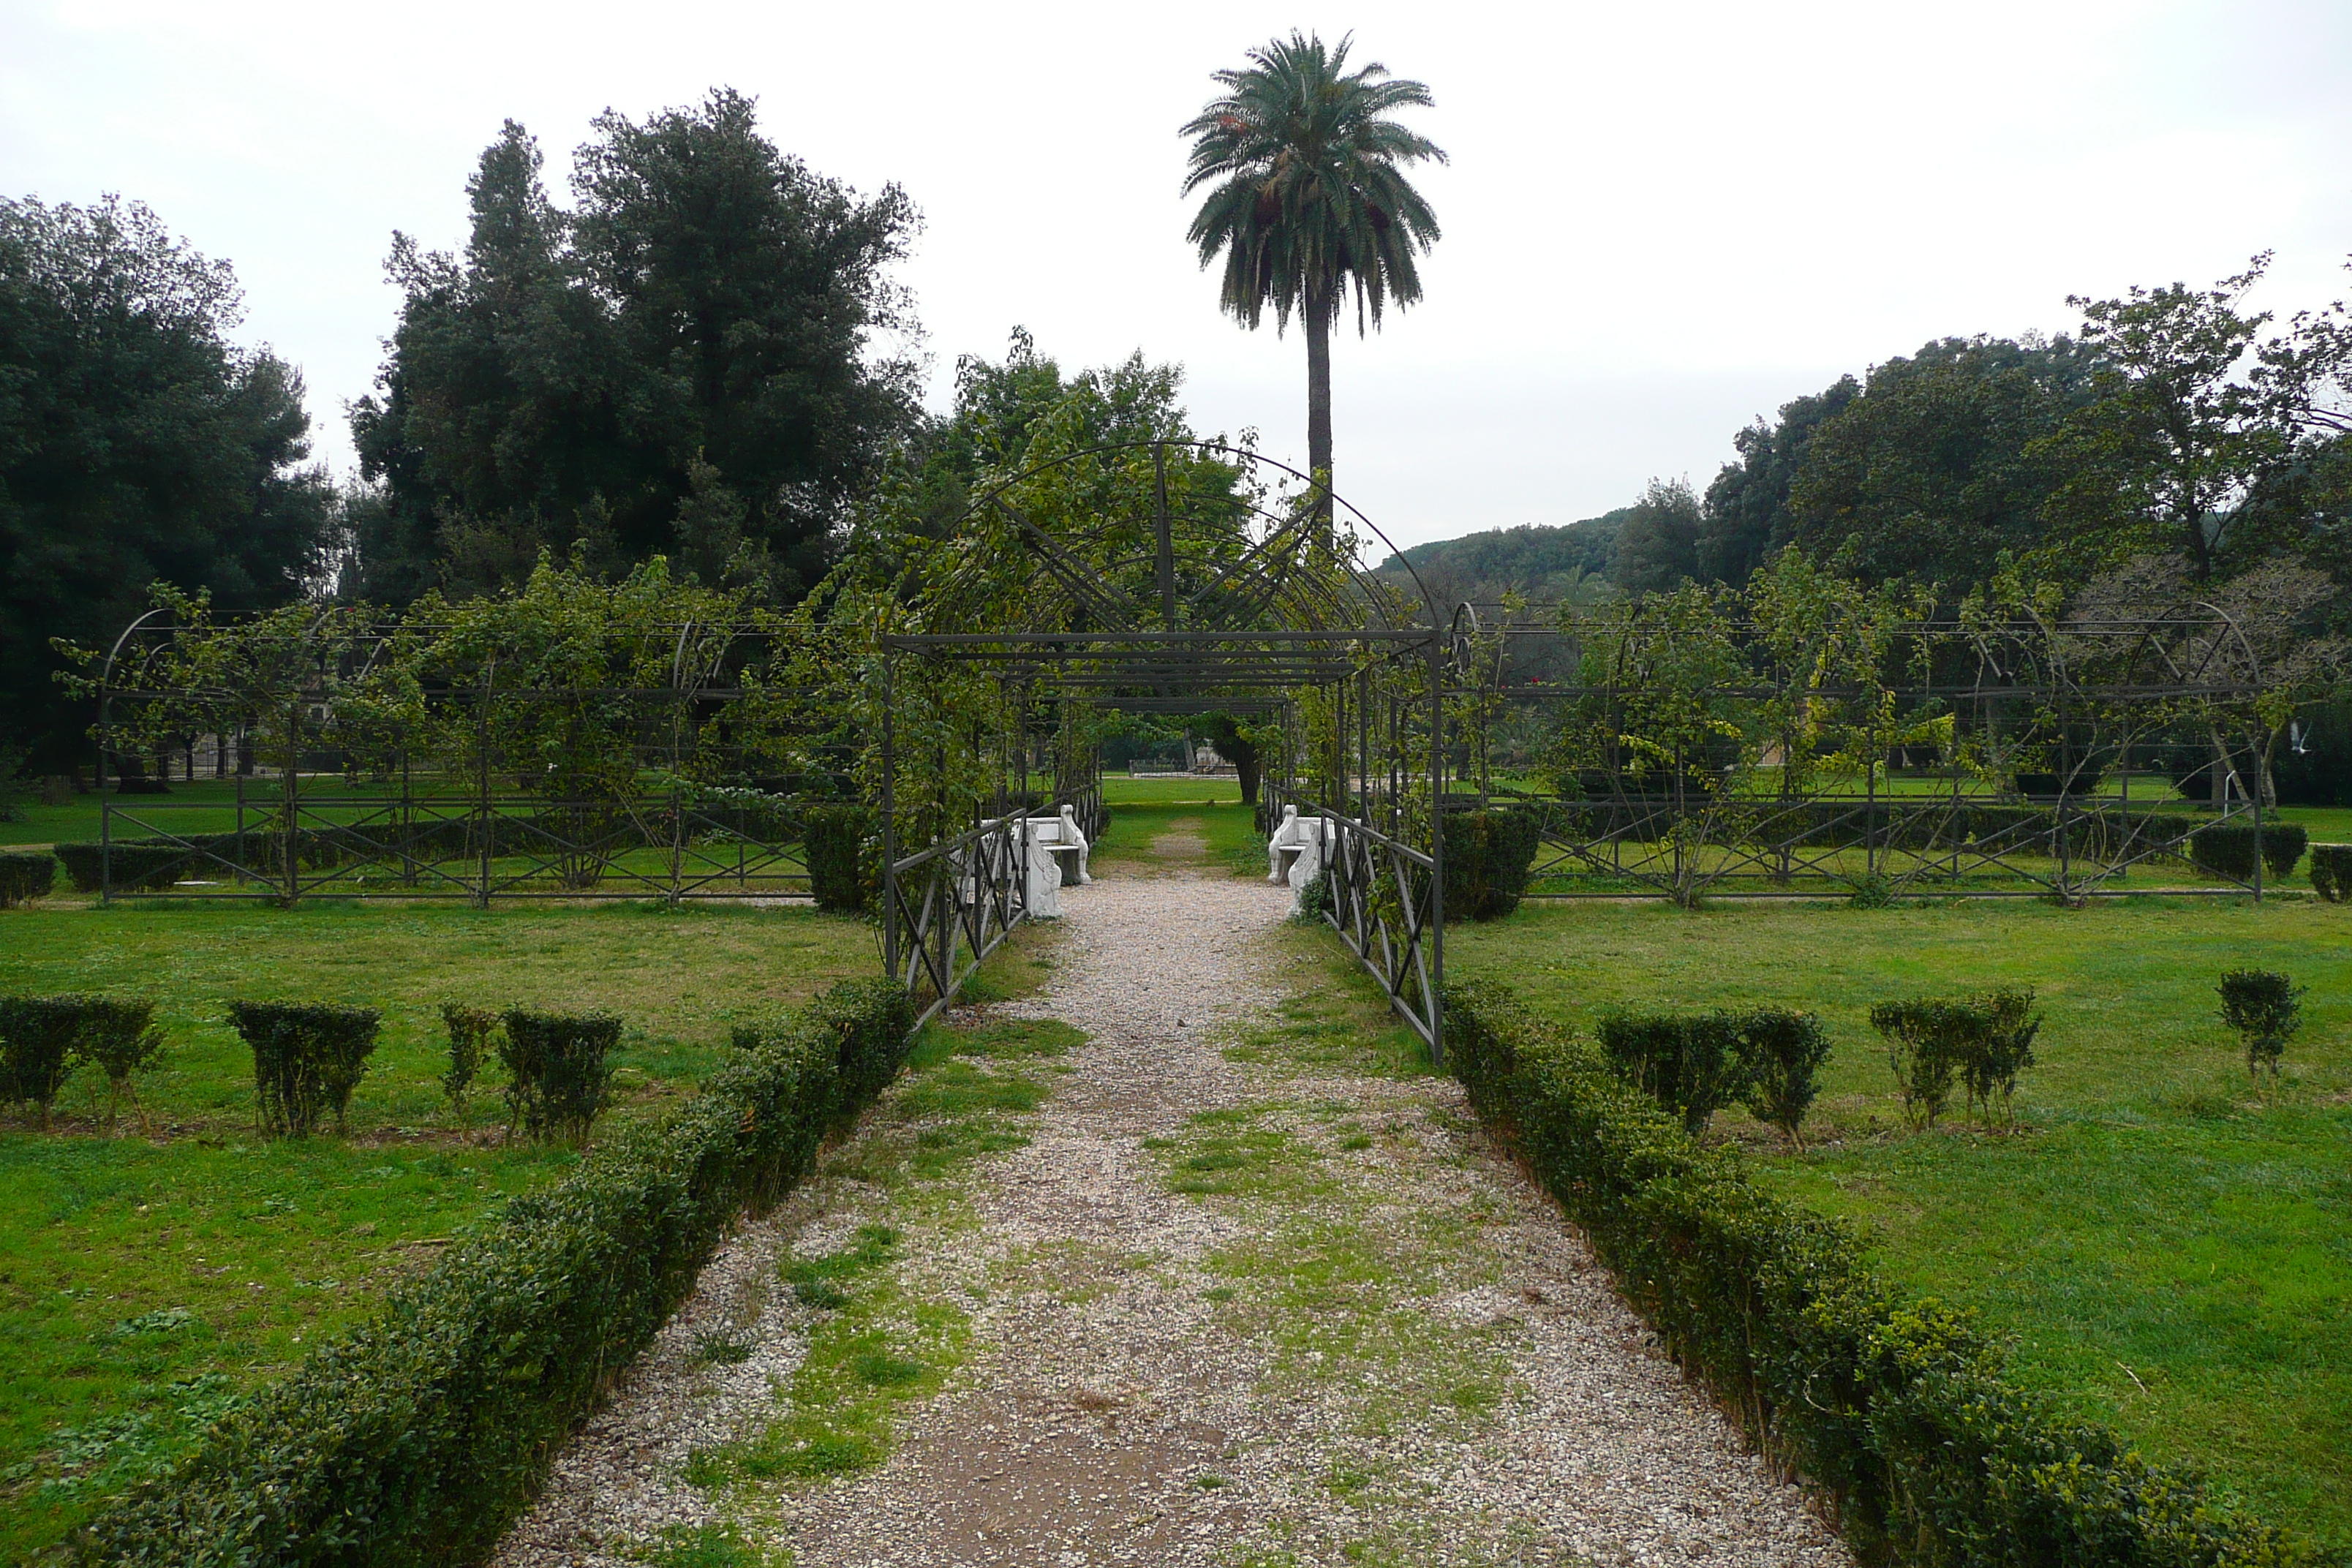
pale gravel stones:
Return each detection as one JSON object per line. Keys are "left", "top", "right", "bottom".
{"left": 493, "top": 868, "right": 1852, "bottom": 1568}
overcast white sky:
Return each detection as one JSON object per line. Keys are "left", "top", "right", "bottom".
{"left": 5, "top": 1, "right": 2350, "bottom": 554}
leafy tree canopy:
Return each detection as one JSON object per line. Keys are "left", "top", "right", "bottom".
{"left": 903, "top": 328, "right": 1209, "bottom": 536}
{"left": 1612, "top": 480, "right": 1706, "bottom": 597}
{"left": 1376, "top": 510, "right": 1628, "bottom": 610}
{"left": 1787, "top": 334, "right": 2101, "bottom": 592}
{"left": 0, "top": 194, "right": 331, "bottom": 769}
{"left": 350, "top": 89, "right": 919, "bottom": 608}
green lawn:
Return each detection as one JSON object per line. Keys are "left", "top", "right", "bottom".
{"left": 1098, "top": 774, "right": 1243, "bottom": 806}
{"left": 1093, "top": 797, "right": 1263, "bottom": 877}
{"left": 0, "top": 898, "right": 883, "bottom": 1555}
{"left": 1446, "top": 897, "right": 2352, "bottom": 1547}
{"left": 2, "top": 780, "right": 260, "bottom": 850}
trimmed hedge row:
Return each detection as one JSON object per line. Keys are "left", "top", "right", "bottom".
{"left": 1512, "top": 799, "right": 2203, "bottom": 859}
{"left": 52, "top": 806, "right": 810, "bottom": 894}
{"left": 83, "top": 976, "right": 916, "bottom": 1566}
{"left": 0, "top": 850, "right": 56, "bottom": 907}
{"left": 2310, "top": 845, "right": 2352, "bottom": 903}
{"left": 230, "top": 1002, "right": 382, "bottom": 1137}
{"left": 1441, "top": 979, "right": 2307, "bottom": 1568}
{"left": 1441, "top": 807, "right": 1543, "bottom": 921}
{"left": 2187, "top": 822, "right": 2307, "bottom": 883}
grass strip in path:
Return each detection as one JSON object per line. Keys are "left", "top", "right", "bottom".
{"left": 490, "top": 1004, "right": 1082, "bottom": 1564}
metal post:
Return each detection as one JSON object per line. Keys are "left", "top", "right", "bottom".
{"left": 1427, "top": 633, "right": 1446, "bottom": 1066}
{"left": 1153, "top": 442, "right": 1176, "bottom": 628}
{"left": 476, "top": 679, "right": 493, "bottom": 908}
{"left": 2251, "top": 759, "right": 2264, "bottom": 905}
{"left": 882, "top": 652, "right": 899, "bottom": 982}
{"left": 284, "top": 693, "right": 301, "bottom": 907}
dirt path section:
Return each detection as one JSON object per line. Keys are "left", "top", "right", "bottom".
{"left": 495, "top": 869, "right": 1850, "bottom": 1568}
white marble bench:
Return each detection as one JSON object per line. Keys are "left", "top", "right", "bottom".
{"left": 976, "top": 806, "right": 1088, "bottom": 919}
{"left": 1266, "top": 804, "right": 1330, "bottom": 918}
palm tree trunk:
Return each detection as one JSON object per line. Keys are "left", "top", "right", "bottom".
{"left": 1305, "top": 283, "right": 1333, "bottom": 523}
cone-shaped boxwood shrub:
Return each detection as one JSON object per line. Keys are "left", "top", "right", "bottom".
{"left": 232, "top": 1002, "right": 382, "bottom": 1137}
{"left": 2310, "top": 843, "right": 2352, "bottom": 902}
{"left": 440, "top": 1004, "right": 500, "bottom": 1109}
{"left": 499, "top": 1011, "right": 621, "bottom": 1141}
{"left": 1730, "top": 1008, "right": 1830, "bottom": 1149}
{"left": 2218, "top": 969, "right": 2302, "bottom": 1078}
{"left": 0, "top": 995, "right": 87, "bottom": 1126}
{"left": 1868, "top": 999, "right": 1961, "bottom": 1128}
{"left": 1440, "top": 979, "right": 2299, "bottom": 1568}
{"left": 804, "top": 804, "right": 874, "bottom": 914}
{"left": 77, "top": 997, "right": 167, "bottom": 1130}
{"left": 1961, "top": 987, "right": 2041, "bottom": 1123}
{"left": 1596, "top": 1011, "right": 1746, "bottom": 1134}
{"left": 0, "top": 850, "right": 56, "bottom": 908}
{"left": 83, "top": 978, "right": 912, "bottom": 1565}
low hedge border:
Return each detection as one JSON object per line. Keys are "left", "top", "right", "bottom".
{"left": 1442, "top": 978, "right": 2310, "bottom": 1568}
{"left": 82, "top": 976, "right": 916, "bottom": 1566}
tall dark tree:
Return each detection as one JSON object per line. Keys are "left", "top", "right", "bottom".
{"left": 0, "top": 195, "right": 331, "bottom": 770}
{"left": 1612, "top": 480, "right": 1705, "bottom": 596}
{"left": 1787, "top": 335, "right": 2100, "bottom": 590}
{"left": 1182, "top": 33, "right": 1444, "bottom": 515}
{"left": 1696, "top": 377, "right": 1861, "bottom": 584}
{"left": 903, "top": 328, "right": 1215, "bottom": 537}
{"left": 2037, "top": 256, "right": 2304, "bottom": 584}
{"left": 353, "top": 91, "right": 918, "bottom": 604}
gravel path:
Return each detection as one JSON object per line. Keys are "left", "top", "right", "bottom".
{"left": 494, "top": 859, "right": 1852, "bottom": 1568}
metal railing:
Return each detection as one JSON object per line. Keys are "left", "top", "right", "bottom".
{"left": 90, "top": 789, "right": 810, "bottom": 905}
{"left": 885, "top": 781, "right": 1102, "bottom": 1030}
{"left": 1264, "top": 780, "right": 1444, "bottom": 1060}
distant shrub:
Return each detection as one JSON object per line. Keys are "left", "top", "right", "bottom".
{"left": 1958, "top": 987, "right": 2042, "bottom": 1123}
{"left": 1845, "top": 870, "right": 1894, "bottom": 909}
{"left": 232, "top": 1001, "right": 382, "bottom": 1137}
{"left": 1872, "top": 990, "right": 2043, "bottom": 1128}
{"left": 2217, "top": 970, "right": 2301, "bottom": 1079}
{"left": 2310, "top": 843, "right": 2352, "bottom": 902}
{"left": 1441, "top": 808, "right": 1542, "bottom": 921}
{"left": 499, "top": 1009, "right": 621, "bottom": 1140}
{"left": 1290, "top": 868, "right": 1331, "bottom": 924}
{"left": 804, "top": 805, "right": 873, "bottom": 914}
{"left": 0, "top": 995, "right": 86, "bottom": 1126}
{"left": 2260, "top": 821, "right": 2309, "bottom": 880}
{"left": 1731, "top": 1009, "right": 1831, "bottom": 1149}
{"left": 440, "top": 1003, "right": 500, "bottom": 1109}
{"left": 1596, "top": 1011, "right": 1744, "bottom": 1134}
{"left": 0, "top": 851, "right": 56, "bottom": 908}
{"left": 2187, "top": 823, "right": 2258, "bottom": 881}
{"left": 54, "top": 840, "right": 188, "bottom": 893}
{"left": 1868, "top": 999, "right": 1961, "bottom": 1129}
{"left": 72, "top": 996, "right": 168, "bottom": 1131}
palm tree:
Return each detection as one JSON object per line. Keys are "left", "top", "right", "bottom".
{"left": 1183, "top": 33, "right": 1445, "bottom": 517}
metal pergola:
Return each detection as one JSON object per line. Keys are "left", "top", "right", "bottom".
{"left": 874, "top": 440, "right": 1456, "bottom": 1049}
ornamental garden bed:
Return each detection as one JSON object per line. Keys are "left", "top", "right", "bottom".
{"left": 0, "top": 898, "right": 878, "bottom": 1558}
{"left": 1446, "top": 895, "right": 2352, "bottom": 1552}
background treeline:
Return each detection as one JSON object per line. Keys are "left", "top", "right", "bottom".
{"left": 1387, "top": 295, "right": 2352, "bottom": 612}
{"left": 0, "top": 197, "right": 336, "bottom": 772}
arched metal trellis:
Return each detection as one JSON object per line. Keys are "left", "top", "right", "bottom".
{"left": 1439, "top": 595, "right": 2291, "bottom": 906}
{"left": 876, "top": 439, "right": 1458, "bottom": 1049}
{"left": 86, "top": 608, "right": 837, "bottom": 907}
